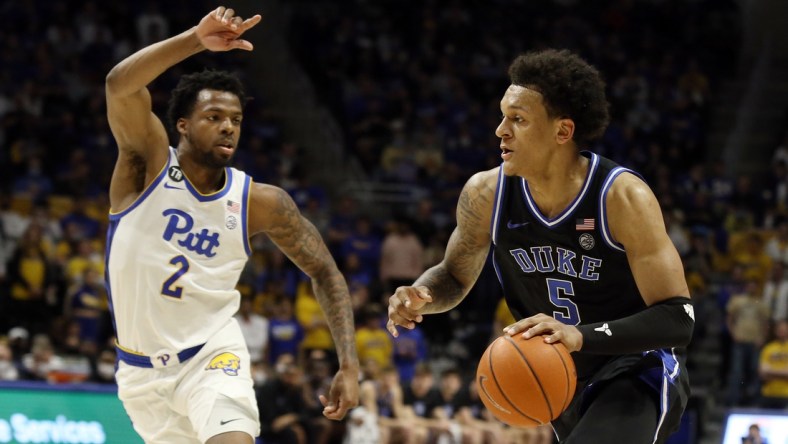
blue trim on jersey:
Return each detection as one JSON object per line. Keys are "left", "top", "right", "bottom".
{"left": 183, "top": 166, "right": 234, "bottom": 202}
{"left": 108, "top": 156, "right": 171, "bottom": 221}
{"left": 519, "top": 152, "right": 599, "bottom": 228}
{"left": 490, "top": 166, "right": 506, "bottom": 245}
{"left": 103, "top": 219, "right": 120, "bottom": 341}
{"left": 639, "top": 348, "right": 680, "bottom": 443}
{"left": 598, "top": 167, "right": 643, "bottom": 252}
{"left": 115, "top": 342, "right": 204, "bottom": 368}
{"left": 241, "top": 174, "right": 252, "bottom": 256}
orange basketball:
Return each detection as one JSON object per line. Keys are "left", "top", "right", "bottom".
{"left": 476, "top": 334, "right": 577, "bottom": 427}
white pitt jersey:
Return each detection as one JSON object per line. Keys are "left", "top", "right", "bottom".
{"left": 106, "top": 147, "right": 252, "bottom": 354}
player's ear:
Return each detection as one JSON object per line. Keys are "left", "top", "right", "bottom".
{"left": 555, "top": 118, "right": 575, "bottom": 145}
{"left": 176, "top": 118, "right": 188, "bottom": 137}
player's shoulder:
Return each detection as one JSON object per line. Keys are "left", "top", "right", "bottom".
{"left": 605, "top": 170, "right": 657, "bottom": 211}
{"left": 463, "top": 166, "right": 500, "bottom": 197}
{"left": 249, "top": 181, "right": 291, "bottom": 205}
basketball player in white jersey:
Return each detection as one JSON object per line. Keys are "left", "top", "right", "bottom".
{"left": 104, "top": 7, "right": 359, "bottom": 443}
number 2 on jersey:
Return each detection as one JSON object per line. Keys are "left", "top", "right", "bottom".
{"left": 162, "top": 255, "right": 190, "bottom": 298}
{"left": 546, "top": 278, "right": 580, "bottom": 325}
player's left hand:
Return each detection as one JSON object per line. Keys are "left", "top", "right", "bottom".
{"left": 319, "top": 367, "right": 359, "bottom": 420}
{"left": 504, "top": 313, "right": 583, "bottom": 352}
{"left": 195, "top": 6, "right": 262, "bottom": 52}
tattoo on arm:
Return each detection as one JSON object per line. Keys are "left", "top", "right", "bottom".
{"left": 264, "top": 190, "right": 358, "bottom": 367}
{"left": 416, "top": 176, "right": 494, "bottom": 313}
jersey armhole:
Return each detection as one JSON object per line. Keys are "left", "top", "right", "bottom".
{"left": 598, "top": 167, "right": 644, "bottom": 252}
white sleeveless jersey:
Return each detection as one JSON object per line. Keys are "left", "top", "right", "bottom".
{"left": 106, "top": 147, "right": 252, "bottom": 354}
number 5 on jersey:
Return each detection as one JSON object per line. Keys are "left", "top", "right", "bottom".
{"left": 546, "top": 278, "right": 580, "bottom": 325}
{"left": 162, "top": 255, "right": 190, "bottom": 298}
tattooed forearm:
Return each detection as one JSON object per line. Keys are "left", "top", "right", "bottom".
{"left": 261, "top": 187, "right": 358, "bottom": 368}
{"left": 415, "top": 171, "right": 496, "bottom": 313}
{"left": 414, "top": 264, "right": 468, "bottom": 313}
{"left": 311, "top": 269, "right": 359, "bottom": 368}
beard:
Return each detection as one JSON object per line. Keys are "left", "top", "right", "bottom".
{"left": 195, "top": 147, "right": 233, "bottom": 169}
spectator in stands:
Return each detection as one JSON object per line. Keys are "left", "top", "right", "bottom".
{"left": 341, "top": 215, "right": 382, "bottom": 281}
{"left": 268, "top": 296, "right": 304, "bottom": 366}
{"left": 762, "top": 262, "right": 788, "bottom": 322}
{"left": 732, "top": 232, "right": 773, "bottom": 287}
{"left": 726, "top": 279, "right": 771, "bottom": 406}
{"left": 235, "top": 295, "right": 269, "bottom": 364}
{"left": 379, "top": 216, "right": 424, "bottom": 295}
{"left": 391, "top": 322, "right": 428, "bottom": 385}
{"left": 368, "top": 362, "right": 428, "bottom": 444}
{"left": 258, "top": 357, "right": 329, "bottom": 444}
{"left": 20, "top": 334, "right": 63, "bottom": 382}
{"left": 765, "top": 218, "right": 788, "bottom": 264}
{"left": 741, "top": 423, "right": 768, "bottom": 444}
{"left": 433, "top": 368, "right": 482, "bottom": 444}
{"left": 355, "top": 304, "right": 393, "bottom": 370}
{"left": 0, "top": 340, "right": 19, "bottom": 381}
{"left": 65, "top": 267, "right": 108, "bottom": 349}
{"left": 758, "top": 319, "right": 788, "bottom": 409}
{"left": 6, "top": 223, "right": 57, "bottom": 333}
{"left": 91, "top": 348, "right": 117, "bottom": 384}
{"left": 59, "top": 196, "right": 100, "bottom": 241}
{"left": 458, "top": 378, "right": 508, "bottom": 444}
{"left": 296, "top": 281, "right": 335, "bottom": 363}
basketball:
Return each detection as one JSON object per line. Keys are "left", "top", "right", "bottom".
{"left": 476, "top": 334, "right": 577, "bottom": 427}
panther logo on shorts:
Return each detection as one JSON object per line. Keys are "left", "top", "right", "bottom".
{"left": 205, "top": 352, "right": 241, "bottom": 376}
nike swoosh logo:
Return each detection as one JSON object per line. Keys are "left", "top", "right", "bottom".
{"left": 507, "top": 220, "right": 529, "bottom": 229}
{"left": 164, "top": 183, "right": 184, "bottom": 190}
{"left": 220, "top": 418, "right": 242, "bottom": 426}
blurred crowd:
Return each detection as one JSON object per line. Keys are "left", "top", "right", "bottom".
{"left": 2, "top": 0, "right": 788, "bottom": 443}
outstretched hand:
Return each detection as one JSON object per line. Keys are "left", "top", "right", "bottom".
{"left": 386, "top": 285, "right": 433, "bottom": 337}
{"left": 196, "top": 6, "right": 262, "bottom": 52}
{"left": 319, "top": 367, "right": 359, "bottom": 420}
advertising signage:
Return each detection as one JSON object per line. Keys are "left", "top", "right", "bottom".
{"left": 0, "top": 382, "right": 142, "bottom": 444}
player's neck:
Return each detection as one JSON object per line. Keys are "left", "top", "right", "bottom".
{"left": 176, "top": 150, "right": 226, "bottom": 194}
{"left": 524, "top": 152, "right": 589, "bottom": 219}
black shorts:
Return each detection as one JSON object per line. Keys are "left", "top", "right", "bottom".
{"left": 552, "top": 349, "right": 690, "bottom": 444}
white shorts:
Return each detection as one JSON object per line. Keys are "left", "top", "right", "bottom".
{"left": 116, "top": 319, "right": 260, "bottom": 443}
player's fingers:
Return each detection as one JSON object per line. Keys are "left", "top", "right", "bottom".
{"left": 230, "top": 16, "right": 242, "bottom": 30}
{"left": 522, "top": 321, "right": 554, "bottom": 339}
{"left": 389, "top": 311, "right": 418, "bottom": 329}
{"left": 229, "top": 39, "right": 254, "bottom": 51}
{"left": 221, "top": 8, "right": 235, "bottom": 24}
{"left": 414, "top": 286, "right": 433, "bottom": 302}
{"left": 241, "top": 14, "right": 263, "bottom": 30}
{"left": 543, "top": 331, "right": 561, "bottom": 344}
{"left": 386, "top": 319, "right": 400, "bottom": 337}
{"left": 504, "top": 317, "right": 537, "bottom": 335}
{"left": 214, "top": 6, "right": 226, "bottom": 20}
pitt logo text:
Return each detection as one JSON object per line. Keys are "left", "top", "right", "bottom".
{"left": 162, "top": 209, "right": 220, "bottom": 257}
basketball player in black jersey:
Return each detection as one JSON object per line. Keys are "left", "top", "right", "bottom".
{"left": 387, "top": 49, "right": 694, "bottom": 443}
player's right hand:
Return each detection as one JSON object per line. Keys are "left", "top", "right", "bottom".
{"left": 195, "top": 6, "right": 262, "bottom": 52}
{"left": 387, "top": 285, "right": 432, "bottom": 337}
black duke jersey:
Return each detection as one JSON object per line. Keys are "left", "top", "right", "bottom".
{"left": 489, "top": 151, "right": 686, "bottom": 383}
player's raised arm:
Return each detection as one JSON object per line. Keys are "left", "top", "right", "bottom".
{"left": 105, "top": 7, "right": 261, "bottom": 208}
{"left": 387, "top": 169, "right": 497, "bottom": 336}
{"left": 248, "top": 182, "right": 359, "bottom": 419}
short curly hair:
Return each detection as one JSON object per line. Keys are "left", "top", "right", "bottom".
{"left": 167, "top": 69, "right": 246, "bottom": 133}
{"left": 508, "top": 49, "right": 610, "bottom": 146}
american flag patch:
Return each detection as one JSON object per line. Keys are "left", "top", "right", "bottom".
{"left": 575, "top": 218, "right": 595, "bottom": 231}
{"left": 226, "top": 200, "right": 240, "bottom": 214}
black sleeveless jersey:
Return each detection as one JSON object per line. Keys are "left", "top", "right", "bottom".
{"left": 491, "top": 152, "right": 664, "bottom": 381}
